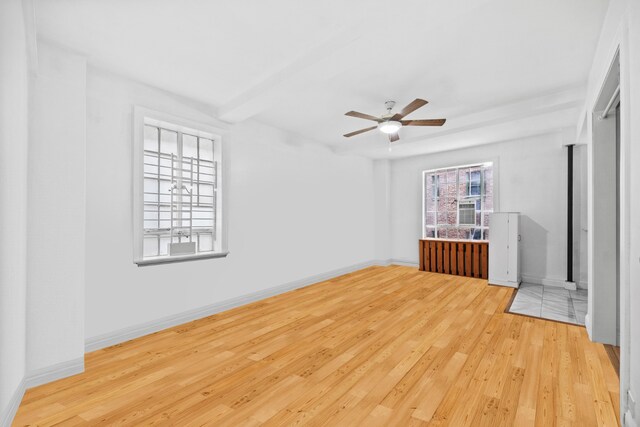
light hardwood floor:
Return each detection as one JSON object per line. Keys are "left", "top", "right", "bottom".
{"left": 14, "top": 266, "right": 620, "bottom": 426}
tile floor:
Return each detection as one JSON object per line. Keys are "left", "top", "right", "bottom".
{"left": 508, "top": 282, "right": 588, "bottom": 325}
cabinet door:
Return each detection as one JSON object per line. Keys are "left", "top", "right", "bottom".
{"left": 507, "top": 214, "right": 519, "bottom": 281}
{"left": 489, "top": 214, "right": 508, "bottom": 281}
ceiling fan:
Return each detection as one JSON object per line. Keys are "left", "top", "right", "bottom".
{"left": 343, "top": 99, "right": 446, "bottom": 142}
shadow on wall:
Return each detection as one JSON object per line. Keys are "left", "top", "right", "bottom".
{"left": 520, "top": 215, "right": 548, "bottom": 280}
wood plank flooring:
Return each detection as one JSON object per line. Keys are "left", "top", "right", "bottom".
{"left": 604, "top": 345, "right": 621, "bottom": 377}
{"left": 14, "top": 266, "right": 620, "bottom": 426}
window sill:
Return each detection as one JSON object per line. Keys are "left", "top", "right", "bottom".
{"left": 135, "top": 251, "right": 229, "bottom": 266}
{"left": 421, "top": 238, "right": 488, "bottom": 243}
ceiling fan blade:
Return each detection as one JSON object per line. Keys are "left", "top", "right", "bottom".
{"left": 345, "top": 111, "right": 383, "bottom": 122}
{"left": 389, "top": 132, "right": 400, "bottom": 142}
{"left": 401, "top": 119, "right": 446, "bottom": 126}
{"left": 343, "top": 125, "right": 377, "bottom": 138}
{"left": 391, "top": 98, "right": 428, "bottom": 120}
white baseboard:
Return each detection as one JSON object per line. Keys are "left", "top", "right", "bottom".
{"left": 585, "top": 313, "right": 592, "bottom": 339}
{"left": 521, "top": 274, "right": 569, "bottom": 288}
{"left": 86, "top": 260, "right": 383, "bottom": 352}
{"left": 625, "top": 410, "right": 638, "bottom": 427}
{"left": 0, "top": 358, "right": 83, "bottom": 426}
{"left": 25, "top": 357, "right": 85, "bottom": 389}
{"left": 488, "top": 278, "right": 519, "bottom": 288}
{"left": 0, "top": 378, "right": 25, "bottom": 427}
{"left": 374, "top": 258, "right": 419, "bottom": 268}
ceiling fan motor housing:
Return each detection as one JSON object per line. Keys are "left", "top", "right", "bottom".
{"left": 384, "top": 100, "right": 396, "bottom": 112}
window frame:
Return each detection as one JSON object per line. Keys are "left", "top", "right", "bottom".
{"left": 421, "top": 161, "right": 499, "bottom": 241}
{"left": 133, "top": 107, "right": 229, "bottom": 265}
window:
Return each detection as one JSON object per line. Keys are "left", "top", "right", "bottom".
{"left": 423, "top": 162, "right": 494, "bottom": 240}
{"left": 133, "top": 109, "right": 226, "bottom": 264}
{"left": 467, "top": 170, "right": 481, "bottom": 196}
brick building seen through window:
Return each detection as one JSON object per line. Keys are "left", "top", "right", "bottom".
{"left": 423, "top": 163, "right": 493, "bottom": 240}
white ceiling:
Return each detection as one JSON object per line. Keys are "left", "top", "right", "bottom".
{"left": 34, "top": 0, "right": 608, "bottom": 158}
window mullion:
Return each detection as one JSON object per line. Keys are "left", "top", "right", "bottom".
{"left": 481, "top": 167, "right": 485, "bottom": 239}
{"left": 174, "top": 132, "right": 182, "bottom": 243}
{"left": 196, "top": 137, "right": 200, "bottom": 207}
{"left": 456, "top": 168, "right": 460, "bottom": 228}
{"left": 434, "top": 174, "right": 439, "bottom": 238}
{"left": 188, "top": 155, "right": 194, "bottom": 244}
{"left": 156, "top": 127, "right": 161, "bottom": 254}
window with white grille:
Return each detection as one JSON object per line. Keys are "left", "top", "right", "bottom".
{"left": 422, "top": 162, "right": 494, "bottom": 240}
{"left": 133, "top": 108, "right": 226, "bottom": 264}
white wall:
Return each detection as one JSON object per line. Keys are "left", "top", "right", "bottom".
{"left": 389, "top": 132, "right": 568, "bottom": 286}
{"left": 581, "top": 0, "right": 640, "bottom": 422}
{"left": 373, "top": 160, "right": 391, "bottom": 262}
{"left": 627, "top": 3, "right": 640, "bottom": 421}
{"left": 26, "top": 42, "right": 86, "bottom": 375}
{"left": 84, "top": 68, "right": 375, "bottom": 341}
{"left": 0, "top": 0, "right": 29, "bottom": 423}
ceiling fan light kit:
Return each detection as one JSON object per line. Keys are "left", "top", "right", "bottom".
{"left": 343, "top": 98, "right": 446, "bottom": 143}
{"left": 378, "top": 120, "right": 402, "bottom": 134}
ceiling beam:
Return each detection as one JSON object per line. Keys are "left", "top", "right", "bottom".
{"left": 218, "top": 27, "right": 363, "bottom": 123}
{"left": 22, "top": 0, "right": 38, "bottom": 74}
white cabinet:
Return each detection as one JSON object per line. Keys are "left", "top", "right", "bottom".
{"left": 489, "top": 212, "right": 521, "bottom": 288}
